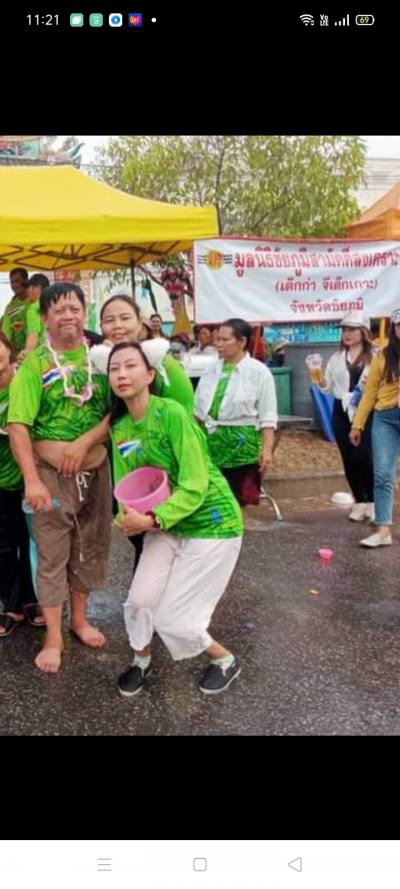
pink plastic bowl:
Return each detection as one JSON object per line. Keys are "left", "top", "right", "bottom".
{"left": 114, "top": 466, "right": 170, "bottom": 514}
{"left": 318, "top": 548, "right": 334, "bottom": 561}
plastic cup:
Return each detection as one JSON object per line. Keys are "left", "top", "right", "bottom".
{"left": 22, "top": 498, "right": 61, "bottom": 514}
{"left": 318, "top": 548, "right": 334, "bottom": 561}
{"left": 114, "top": 466, "right": 170, "bottom": 514}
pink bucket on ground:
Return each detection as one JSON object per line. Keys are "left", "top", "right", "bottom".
{"left": 318, "top": 548, "right": 334, "bottom": 561}
{"left": 114, "top": 466, "right": 170, "bottom": 514}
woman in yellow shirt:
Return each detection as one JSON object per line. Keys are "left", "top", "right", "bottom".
{"left": 350, "top": 308, "right": 400, "bottom": 547}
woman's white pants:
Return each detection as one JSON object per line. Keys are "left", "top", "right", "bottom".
{"left": 124, "top": 532, "right": 242, "bottom": 660}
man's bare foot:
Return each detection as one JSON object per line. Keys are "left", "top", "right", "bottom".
{"left": 69, "top": 621, "right": 106, "bottom": 648}
{"left": 35, "top": 636, "right": 64, "bottom": 673}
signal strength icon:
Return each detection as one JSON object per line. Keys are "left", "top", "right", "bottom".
{"left": 300, "top": 13, "right": 314, "bottom": 24}
{"left": 334, "top": 14, "right": 350, "bottom": 24}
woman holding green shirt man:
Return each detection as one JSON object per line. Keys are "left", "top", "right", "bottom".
{"left": 90, "top": 294, "right": 194, "bottom": 413}
{"left": 0, "top": 332, "right": 44, "bottom": 636}
{"left": 91, "top": 293, "right": 195, "bottom": 571}
{"left": 108, "top": 342, "right": 243, "bottom": 697}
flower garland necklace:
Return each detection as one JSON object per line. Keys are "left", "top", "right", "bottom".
{"left": 45, "top": 335, "right": 94, "bottom": 406}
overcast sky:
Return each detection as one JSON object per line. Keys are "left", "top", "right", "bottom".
{"left": 78, "top": 136, "right": 400, "bottom": 164}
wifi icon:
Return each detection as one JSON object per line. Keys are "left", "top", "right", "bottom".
{"left": 300, "top": 13, "right": 314, "bottom": 24}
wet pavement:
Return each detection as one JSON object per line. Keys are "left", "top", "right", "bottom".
{"left": 2, "top": 499, "right": 400, "bottom": 735}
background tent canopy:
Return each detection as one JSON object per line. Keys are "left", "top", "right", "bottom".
{"left": 347, "top": 180, "right": 400, "bottom": 240}
{"left": 0, "top": 166, "right": 218, "bottom": 271}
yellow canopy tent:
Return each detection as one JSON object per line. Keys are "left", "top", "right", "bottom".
{"left": 0, "top": 166, "right": 218, "bottom": 272}
{"left": 347, "top": 180, "right": 400, "bottom": 240}
{"left": 347, "top": 181, "right": 400, "bottom": 343}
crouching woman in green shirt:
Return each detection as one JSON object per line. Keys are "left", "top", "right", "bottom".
{"left": 109, "top": 342, "right": 244, "bottom": 697}
{"left": 0, "top": 332, "right": 43, "bottom": 636}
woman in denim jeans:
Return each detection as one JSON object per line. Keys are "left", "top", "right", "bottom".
{"left": 350, "top": 309, "right": 400, "bottom": 547}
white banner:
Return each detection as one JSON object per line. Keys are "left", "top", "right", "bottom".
{"left": 193, "top": 237, "right": 400, "bottom": 323}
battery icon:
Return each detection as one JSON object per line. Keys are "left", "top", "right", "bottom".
{"left": 355, "top": 14, "right": 375, "bottom": 24}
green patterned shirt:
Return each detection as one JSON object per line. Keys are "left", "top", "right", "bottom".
{"left": 110, "top": 395, "right": 243, "bottom": 538}
{"left": 153, "top": 353, "right": 194, "bottom": 414}
{"left": 8, "top": 343, "right": 110, "bottom": 440}
{"left": 206, "top": 362, "right": 261, "bottom": 468}
{"left": 0, "top": 378, "right": 22, "bottom": 490}
{"left": 25, "top": 301, "right": 45, "bottom": 344}
{"left": 1, "top": 296, "right": 29, "bottom": 355}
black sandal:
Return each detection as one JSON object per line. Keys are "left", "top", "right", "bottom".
{"left": 23, "top": 603, "right": 46, "bottom": 627}
{"left": 0, "top": 614, "right": 25, "bottom": 638}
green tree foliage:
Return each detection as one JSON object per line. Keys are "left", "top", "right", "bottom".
{"left": 96, "top": 135, "right": 366, "bottom": 238}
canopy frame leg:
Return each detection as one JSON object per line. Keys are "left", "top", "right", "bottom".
{"left": 130, "top": 259, "right": 136, "bottom": 299}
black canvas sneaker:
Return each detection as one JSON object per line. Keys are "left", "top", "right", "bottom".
{"left": 118, "top": 663, "right": 151, "bottom": 697}
{"left": 199, "top": 657, "right": 241, "bottom": 695}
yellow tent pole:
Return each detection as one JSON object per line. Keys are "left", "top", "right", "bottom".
{"left": 130, "top": 259, "right": 136, "bottom": 299}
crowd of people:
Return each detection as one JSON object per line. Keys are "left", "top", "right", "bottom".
{"left": 0, "top": 270, "right": 278, "bottom": 699}
{"left": 4, "top": 265, "right": 399, "bottom": 705}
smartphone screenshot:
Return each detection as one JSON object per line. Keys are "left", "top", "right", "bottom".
{"left": 0, "top": 1, "right": 398, "bottom": 738}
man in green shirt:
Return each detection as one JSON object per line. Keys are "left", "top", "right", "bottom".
{"left": 23, "top": 273, "right": 50, "bottom": 355}
{"left": 8, "top": 282, "right": 112, "bottom": 674}
{"left": 1, "top": 267, "right": 29, "bottom": 357}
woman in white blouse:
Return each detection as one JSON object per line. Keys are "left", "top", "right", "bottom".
{"left": 324, "top": 310, "right": 375, "bottom": 521}
{"left": 195, "top": 318, "right": 278, "bottom": 508}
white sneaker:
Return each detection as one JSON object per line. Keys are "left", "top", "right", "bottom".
{"left": 349, "top": 503, "right": 368, "bottom": 521}
{"left": 360, "top": 531, "right": 392, "bottom": 548}
{"left": 365, "top": 503, "right": 375, "bottom": 522}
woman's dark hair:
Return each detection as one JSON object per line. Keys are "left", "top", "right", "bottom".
{"left": 383, "top": 323, "right": 400, "bottom": 383}
{"left": 40, "top": 282, "right": 85, "bottom": 316}
{"left": 0, "top": 330, "right": 14, "bottom": 362}
{"left": 340, "top": 326, "right": 373, "bottom": 366}
{"left": 28, "top": 273, "right": 50, "bottom": 290}
{"left": 107, "top": 341, "right": 155, "bottom": 424}
{"left": 221, "top": 318, "right": 252, "bottom": 351}
{"left": 100, "top": 294, "right": 141, "bottom": 322}
{"left": 150, "top": 313, "right": 162, "bottom": 321}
